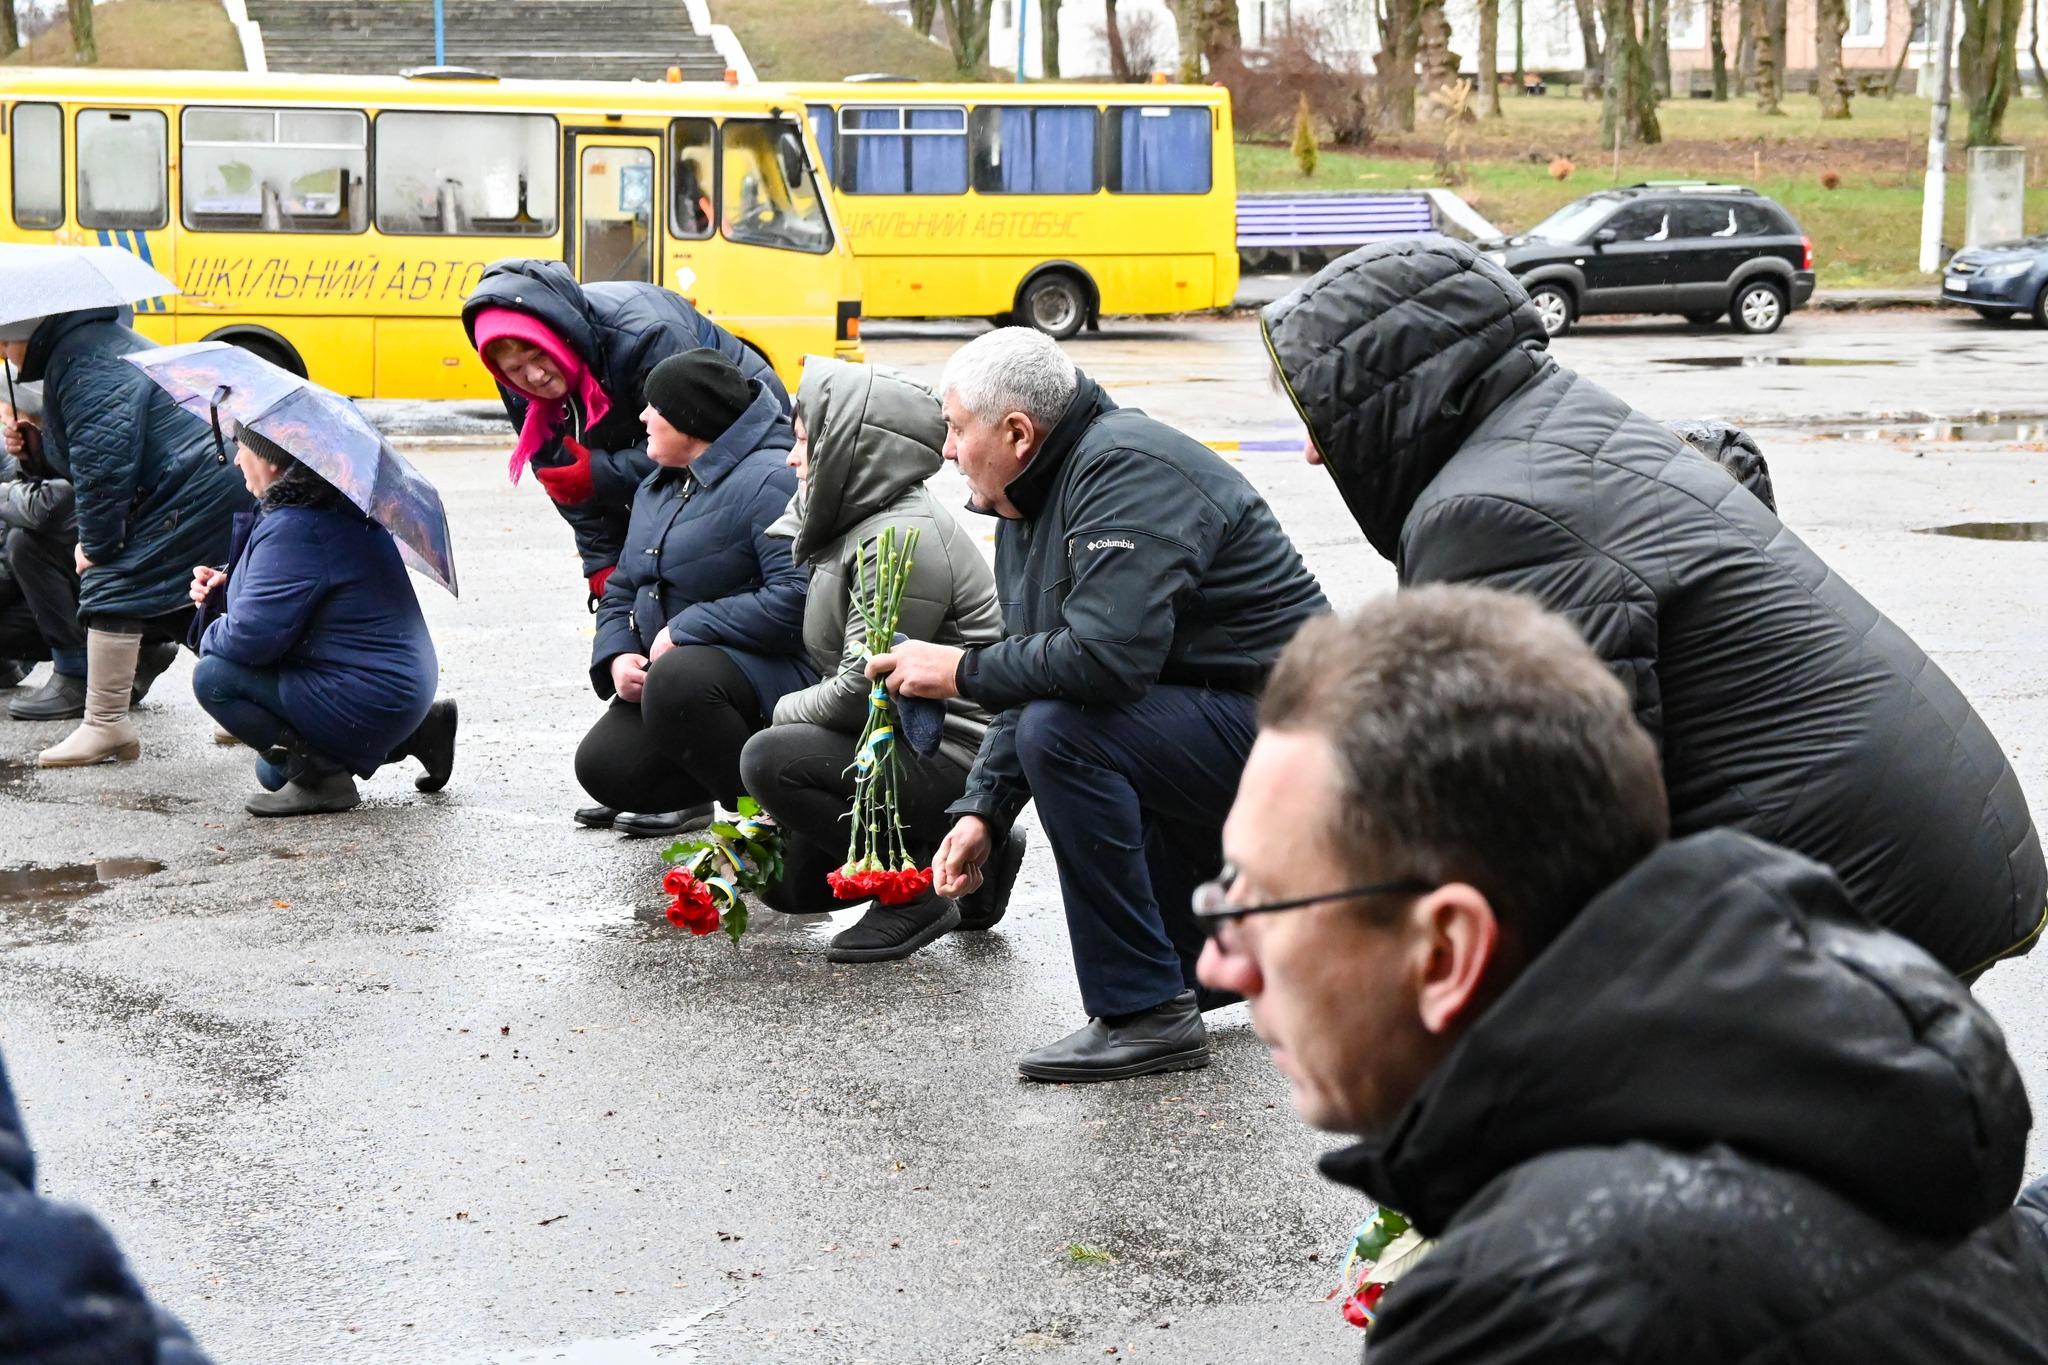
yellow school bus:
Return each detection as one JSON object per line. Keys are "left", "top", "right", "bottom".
{"left": 0, "top": 69, "right": 863, "bottom": 399}
{"left": 788, "top": 81, "right": 1237, "bottom": 339}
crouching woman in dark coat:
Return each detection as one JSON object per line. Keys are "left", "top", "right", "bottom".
{"left": 190, "top": 427, "right": 454, "bottom": 817}
{"left": 575, "top": 349, "right": 813, "bottom": 838}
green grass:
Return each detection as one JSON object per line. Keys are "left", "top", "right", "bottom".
{"left": 1240, "top": 93, "right": 2048, "bottom": 288}
{"left": 3, "top": 0, "right": 241, "bottom": 68}
{"left": 1063, "top": 1242, "right": 1115, "bottom": 1263}
{"left": 729, "top": 0, "right": 1000, "bottom": 82}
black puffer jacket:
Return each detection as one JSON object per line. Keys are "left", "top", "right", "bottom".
{"left": 950, "top": 373, "right": 1328, "bottom": 828}
{"left": 1264, "top": 237, "right": 2045, "bottom": 977}
{"left": 461, "top": 259, "right": 791, "bottom": 577}
{"left": 1325, "top": 830, "right": 2048, "bottom": 1365}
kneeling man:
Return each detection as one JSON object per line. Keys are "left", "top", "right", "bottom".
{"left": 872, "top": 328, "right": 1327, "bottom": 1082}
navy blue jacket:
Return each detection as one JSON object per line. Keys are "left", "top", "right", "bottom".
{"left": 200, "top": 502, "right": 437, "bottom": 775}
{"left": 20, "top": 310, "right": 251, "bottom": 620}
{"left": 461, "top": 259, "right": 792, "bottom": 578}
{"left": 0, "top": 1049, "right": 214, "bottom": 1365}
{"left": 591, "top": 382, "right": 812, "bottom": 714}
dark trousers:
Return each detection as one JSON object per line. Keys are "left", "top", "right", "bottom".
{"left": 1014, "top": 686, "right": 1258, "bottom": 1019}
{"left": 575, "top": 645, "right": 765, "bottom": 812}
{"left": 739, "top": 720, "right": 972, "bottom": 913}
{"left": 3, "top": 524, "right": 82, "bottom": 663}
{"left": 191, "top": 653, "right": 303, "bottom": 788}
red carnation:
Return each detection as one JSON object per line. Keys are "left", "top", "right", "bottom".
{"left": 875, "top": 867, "right": 935, "bottom": 905}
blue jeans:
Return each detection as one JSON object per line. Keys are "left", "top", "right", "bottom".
{"left": 191, "top": 654, "right": 296, "bottom": 790}
{"left": 1013, "top": 686, "right": 1259, "bottom": 1019}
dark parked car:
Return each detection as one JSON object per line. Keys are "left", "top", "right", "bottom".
{"left": 1479, "top": 182, "right": 1817, "bottom": 338}
{"left": 1942, "top": 237, "right": 2048, "bottom": 325}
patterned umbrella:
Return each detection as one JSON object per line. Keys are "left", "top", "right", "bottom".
{"left": 126, "top": 341, "right": 459, "bottom": 596}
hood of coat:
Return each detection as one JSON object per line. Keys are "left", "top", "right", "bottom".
{"left": 18, "top": 306, "right": 126, "bottom": 383}
{"left": 789, "top": 359, "right": 945, "bottom": 562}
{"left": 1319, "top": 829, "right": 2032, "bottom": 1241}
{"left": 1261, "top": 237, "right": 1553, "bottom": 561}
{"left": 461, "top": 259, "right": 603, "bottom": 380}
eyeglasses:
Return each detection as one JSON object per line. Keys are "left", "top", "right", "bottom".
{"left": 1191, "top": 865, "right": 1435, "bottom": 936}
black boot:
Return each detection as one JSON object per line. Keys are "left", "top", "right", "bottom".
{"left": 246, "top": 747, "right": 361, "bottom": 818}
{"left": 9, "top": 670, "right": 86, "bottom": 721}
{"left": 957, "top": 827, "right": 1028, "bottom": 931}
{"left": 1017, "top": 990, "right": 1211, "bottom": 1083}
{"left": 826, "top": 892, "right": 961, "bottom": 963}
{"left": 761, "top": 834, "right": 842, "bottom": 915}
{"left": 387, "top": 698, "right": 458, "bottom": 792}
{"left": 129, "top": 641, "right": 178, "bottom": 705}
{"left": 0, "top": 659, "right": 28, "bottom": 689}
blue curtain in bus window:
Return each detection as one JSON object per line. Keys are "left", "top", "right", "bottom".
{"left": 847, "top": 107, "right": 906, "bottom": 194}
{"left": 1118, "top": 107, "right": 1210, "bottom": 193}
{"left": 997, "top": 107, "right": 1095, "bottom": 193}
{"left": 808, "top": 105, "right": 837, "bottom": 182}
{"left": 906, "top": 108, "right": 966, "bottom": 194}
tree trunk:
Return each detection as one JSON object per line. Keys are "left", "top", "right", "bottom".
{"left": 1709, "top": 0, "right": 1730, "bottom": 97}
{"left": 2030, "top": 0, "right": 2046, "bottom": 100}
{"left": 1417, "top": 0, "right": 1463, "bottom": 118}
{"left": 909, "top": 0, "right": 940, "bottom": 38}
{"left": 2, "top": 0, "right": 20, "bottom": 58}
{"left": 1736, "top": 0, "right": 1757, "bottom": 93}
{"left": 1173, "top": 0, "right": 1201, "bottom": 81}
{"left": 1753, "top": 0, "right": 1783, "bottom": 111}
{"left": 938, "top": 0, "right": 993, "bottom": 71}
{"left": 1602, "top": 0, "right": 1662, "bottom": 143}
{"left": 1885, "top": 6, "right": 1916, "bottom": 91}
{"left": 1199, "top": 0, "right": 1241, "bottom": 73}
{"left": 1105, "top": 0, "right": 1133, "bottom": 80}
{"left": 1042, "top": 0, "right": 1063, "bottom": 76}
{"left": 1958, "top": 0, "right": 2026, "bottom": 144}
{"left": 67, "top": 0, "right": 96, "bottom": 63}
{"left": 1514, "top": 0, "right": 1526, "bottom": 85}
{"left": 1765, "top": 0, "right": 1788, "bottom": 105}
{"left": 1479, "top": 0, "right": 1504, "bottom": 115}
{"left": 1377, "top": 0, "right": 1421, "bottom": 131}
{"left": 1816, "top": 0, "right": 1852, "bottom": 116}
{"left": 1574, "top": 0, "right": 1606, "bottom": 95}
{"left": 1648, "top": 0, "right": 1672, "bottom": 97}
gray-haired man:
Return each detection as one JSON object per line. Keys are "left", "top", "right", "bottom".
{"left": 869, "top": 328, "right": 1328, "bottom": 1082}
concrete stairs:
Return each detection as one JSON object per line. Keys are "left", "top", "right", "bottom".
{"left": 246, "top": 0, "right": 730, "bottom": 81}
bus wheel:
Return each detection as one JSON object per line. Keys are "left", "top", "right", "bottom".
{"left": 216, "top": 332, "right": 306, "bottom": 378}
{"left": 1017, "top": 272, "right": 1088, "bottom": 342}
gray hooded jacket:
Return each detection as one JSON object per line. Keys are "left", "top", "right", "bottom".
{"left": 770, "top": 360, "right": 1002, "bottom": 774}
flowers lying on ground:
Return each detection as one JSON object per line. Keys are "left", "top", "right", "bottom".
{"left": 1332, "top": 1207, "right": 1431, "bottom": 1333}
{"left": 656, "top": 797, "right": 782, "bottom": 943}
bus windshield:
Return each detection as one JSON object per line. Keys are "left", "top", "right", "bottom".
{"left": 721, "top": 119, "right": 831, "bottom": 254}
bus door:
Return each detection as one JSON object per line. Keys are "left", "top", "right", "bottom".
{"left": 566, "top": 131, "right": 661, "bottom": 285}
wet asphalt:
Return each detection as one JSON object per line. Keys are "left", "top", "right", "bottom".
{"left": 3, "top": 307, "right": 2046, "bottom": 1364}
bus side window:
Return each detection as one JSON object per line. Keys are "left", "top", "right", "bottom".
{"left": 971, "top": 105, "right": 1098, "bottom": 195}
{"left": 10, "top": 103, "right": 65, "bottom": 230}
{"left": 77, "top": 108, "right": 169, "bottom": 231}
{"left": 672, "top": 118, "right": 714, "bottom": 240}
{"left": 375, "top": 111, "right": 558, "bottom": 236}
{"left": 837, "top": 105, "right": 966, "bottom": 196}
{"left": 806, "top": 104, "right": 836, "bottom": 184}
{"left": 183, "top": 107, "right": 367, "bottom": 234}
{"left": 1103, "top": 106, "right": 1211, "bottom": 195}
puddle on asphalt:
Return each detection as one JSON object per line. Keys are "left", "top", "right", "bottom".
{"left": 1820, "top": 420, "right": 2048, "bottom": 444}
{"left": 1917, "top": 521, "right": 2048, "bottom": 542}
{"left": 0, "top": 756, "right": 29, "bottom": 784}
{"left": 489, "top": 1305, "right": 730, "bottom": 1363}
{"left": 0, "top": 858, "right": 165, "bottom": 905}
{"left": 1658, "top": 356, "right": 1901, "bottom": 368}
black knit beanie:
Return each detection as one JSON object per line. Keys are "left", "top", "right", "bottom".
{"left": 644, "top": 348, "right": 752, "bottom": 441}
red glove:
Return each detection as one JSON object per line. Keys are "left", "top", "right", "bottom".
{"left": 534, "top": 437, "right": 595, "bottom": 506}
{"left": 586, "top": 564, "right": 615, "bottom": 599}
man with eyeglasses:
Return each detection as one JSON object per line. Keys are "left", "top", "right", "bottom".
{"left": 1196, "top": 585, "right": 2048, "bottom": 1364}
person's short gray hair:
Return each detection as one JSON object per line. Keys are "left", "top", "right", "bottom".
{"left": 1261, "top": 586, "right": 1668, "bottom": 957}
{"left": 940, "top": 327, "right": 1077, "bottom": 430}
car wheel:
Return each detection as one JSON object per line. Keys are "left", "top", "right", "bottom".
{"left": 1017, "top": 272, "right": 1088, "bottom": 341}
{"left": 1529, "top": 284, "right": 1573, "bottom": 338}
{"left": 1730, "top": 281, "right": 1786, "bottom": 335}
{"left": 1973, "top": 306, "right": 2012, "bottom": 322}
{"left": 2032, "top": 284, "right": 2048, "bottom": 330}
{"left": 1684, "top": 311, "right": 1723, "bottom": 326}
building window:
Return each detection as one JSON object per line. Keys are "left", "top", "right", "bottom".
{"left": 182, "top": 106, "right": 367, "bottom": 233}
{"left": 1104, "top": 106, "right": 1211, "bottom": 194}
{"left": 1847, "top": 0, "right": 1885, "bottom": 45}
{"left": 971, "top": 105, "right": 1099, "bottom": 194}
{"left": 1668, "top": 0, "right": 1707, "bottom": 49}
{"left": 77, "top": 108, "right": 168, "bottom": 231}
{"left": 10, "top": 103, "right": 64, "bottom": 230}
{"left": 375, "top": 111, "right": 557, "bottom": 236}
{"left": 837, "top": 105, "right": 968, "bottom": 195}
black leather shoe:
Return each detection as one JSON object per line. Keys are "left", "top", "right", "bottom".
{"left": 9, "top": 671, "right": 86, "bottom": 721}
{"left": 957, "top": 827, "right": 1027, "bottom": 931}
{"left": 574, "top": 804, "right": 618, "bottom": 829}
{"left": 615, "top": 804, "right": 715, "bottom": 839}
{"left": 826, "top": 894, "right": 961, "bottom": 962}
{"left": 1018, "top": 991, "right": 1211, "bottom": 1083}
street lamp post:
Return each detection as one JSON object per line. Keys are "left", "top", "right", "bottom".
{"left": 1918, "top": 0, "right": 1956, "bottom": 273}
{"left": 434, "top": 0, "right": 446, "bottom": 67}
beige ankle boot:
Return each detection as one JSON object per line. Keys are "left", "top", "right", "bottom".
{"left": 39, "top": 629, "right": 143, "bottom": 767}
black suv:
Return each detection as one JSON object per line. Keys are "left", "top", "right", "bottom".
{"left": 1479, "top": 183, "right": 1816, "bottom": 338}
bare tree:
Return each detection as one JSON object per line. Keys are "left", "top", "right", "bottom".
{"left": 67, "top": 0, "right": 95, "bottom": 63}
{"left": 1173, "top": 0, "right": 1200, "bottom": 80}
{"left": 1417, "top": 0, "right": 1463, "bottom": 119}
{"left": 1104, "top": 0, "right": 1134, "bottom": 80}
{"left": 1479, "top": 0, "right": 1503, "bottom": 115}
{"left": 909, "top": 0, "right": 939, "bottom": 38}
{"left": 1602, "top": 0, "right": 1662, "bottom": 143}
{"left": 1816, "top": 0, "right": 1852, "bottom": 116}
{"left": 2, "top": 0, "right": 20, "bottom": 57}
{"left": 1736, "top": 0, "right": 1757, "bottom": 93}
{"left": 1708, "top": 0, "right": 1729, "bottom": 98}
{"left": 1377, "top": 0, "right": 1421, "bottom": 131}
{"left": 1572, "top": 0, "right": 1605, "bottom": 96}
{"left": 1753, "top": 0, "right": 1784, "bottom": 112}
{"left": 1648, "top": 0, "right": 1672, "bottom": 97}
{"left": 2033, "top": 0, "right": 2047, "bottom": 100}
{"left": 1197, "top": 0, "right": 1242, "bottom": 76}
{"left": 1958, "top": 0, "right": 2026, "bottom": 143}
{"left": 1042, "top": 0, "right": 1063, "bottom": 76}
{"left": 1514, "top": 0, "right": 1526, "bottom": 87}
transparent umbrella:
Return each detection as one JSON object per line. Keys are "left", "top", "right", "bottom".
{"left": 0, "top": 241, "right": 181, "bottom": 420}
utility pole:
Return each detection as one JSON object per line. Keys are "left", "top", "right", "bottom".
{"left": 1514, "top": 0, "right": 1525, "bottom": 85}
{"left": 434, "top": 0, "right": 446, "bottom": 67}
{"left": 1016, "top": 0, "right": 1029, "bottom": 80}
{"left": 1918, "top": 0, "right": 1955, "bottom": 272}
